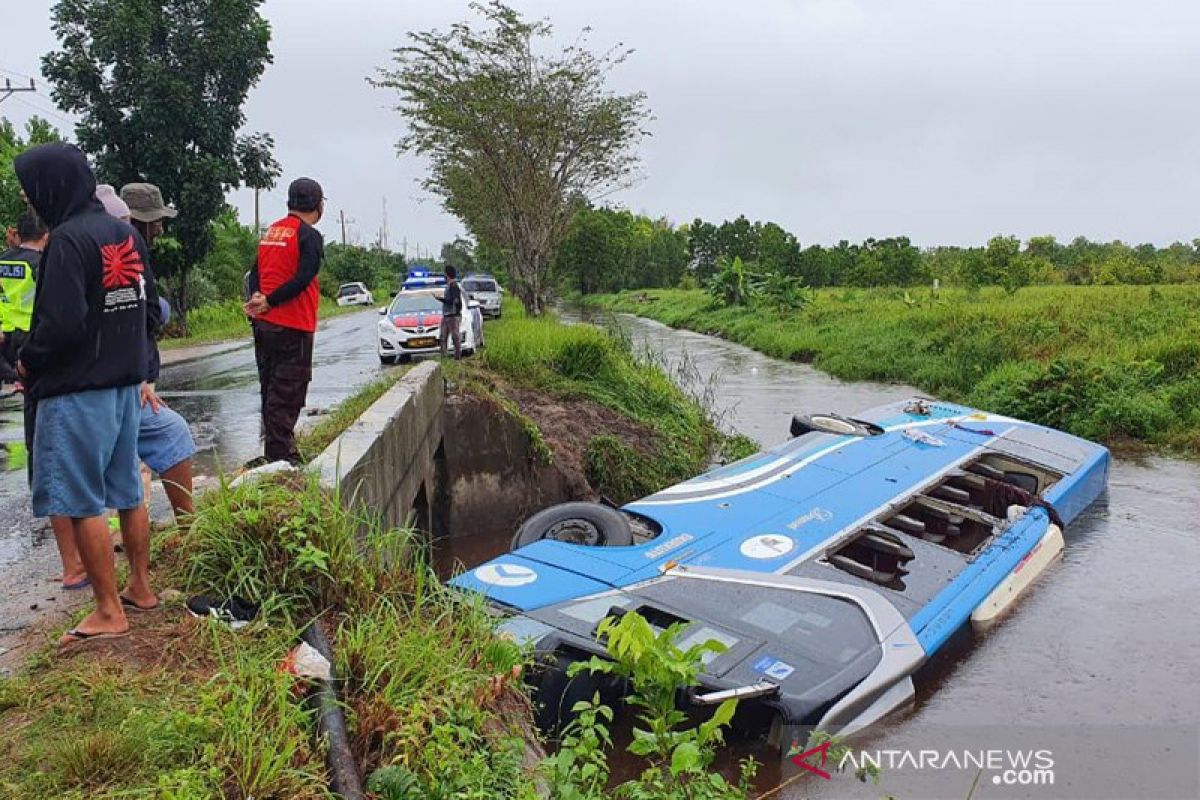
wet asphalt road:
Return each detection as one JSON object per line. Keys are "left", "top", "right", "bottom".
{"left": 0, "top": 308, "right": 385, "bottom": 656}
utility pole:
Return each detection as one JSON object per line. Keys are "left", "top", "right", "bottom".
{"left": 380, "top": 196, "right": 389, "bottom": 251}
{"left": 0, "top": 78, "right": 36, "bottom": 105}
{"left": 253, "top": 188, "right": 261, "bottom": 236}
{"left": 338, "top": 209, "right": 354, "bottom": 246}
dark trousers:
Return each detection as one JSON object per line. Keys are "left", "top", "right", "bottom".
{"left": 252, "top": 320, "right": 313, "bottom": 464}
{"left": 0, "top": 330, "right": 27, "bottom": 383}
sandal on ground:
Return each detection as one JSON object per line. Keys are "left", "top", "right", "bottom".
{"left": 120, "top": 594, "right": 160, "bottom": 613}
{"left": 62, "top": 577, "right": 91, "bottom": 590}
{"left": 59, "top": 628, "right": 130, "bottom": 647}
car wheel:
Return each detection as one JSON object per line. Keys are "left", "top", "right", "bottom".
{"left": 511, "top": 502, "right": 634, "bottom": 549}
{"left": 398, "top": 354, "right": 413, "bottom": 364}
{"left": 379, "top": 355, "right": 395, "bottom": 365}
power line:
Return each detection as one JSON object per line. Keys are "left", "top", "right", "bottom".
{"left": 0, "top": 65, "right": 39, "bottom": 82}
{"left": 9, "top": 94, "right": 74, "bottom": 126}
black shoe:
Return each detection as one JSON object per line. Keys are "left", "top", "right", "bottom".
{"left": 243, "top": 455, "right": 270, "bottom": 470}
{"left": 186, "top": 594, "right": 259, "bottom": 629}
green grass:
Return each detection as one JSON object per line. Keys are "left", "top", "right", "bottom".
{"left": 593, "top": 285, "right": 1200, "bottom": 455}
{"left": 0, "top": 473, "right": 539, "bottom": 799}
{"left": 159, "top": 297, "right": 368, "bottom": 351}
{"left": 449, "top": 298, "right": 725, "bottom": 501}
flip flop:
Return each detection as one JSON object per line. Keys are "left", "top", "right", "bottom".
{"left": 120, "top": 595, "right": 160, "bottom": 613}
{"left": 59, "top": 628, "right": 130, "bottom": 647}
{"left": 62, "top": 577, "right": 91, "bottom": 591}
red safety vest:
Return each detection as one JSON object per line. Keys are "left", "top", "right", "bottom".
{"left": 257, "top": 214, "right": 319, "bottom": 332}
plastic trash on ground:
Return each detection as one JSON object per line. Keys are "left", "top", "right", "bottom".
{"left": 281, "top": 641, "right": 333, "bottom": 681}
{"left": 229, "top": 459, "right": 297, "bottom": 489}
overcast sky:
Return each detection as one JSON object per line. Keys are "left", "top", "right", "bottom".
{"left": 3, "top": 0, "right": 1198, "bottom": 251}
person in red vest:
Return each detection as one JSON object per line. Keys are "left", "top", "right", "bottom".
{"left": 244, "top": 178, "right": 325, "bottom": 464}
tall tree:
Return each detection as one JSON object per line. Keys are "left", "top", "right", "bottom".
{"left": 236, "top": 131, "right": 281, "bottom": 235}
{"left": 43, "top": 0, "right": 273, "bottom": 317}
{"left": 373, "top": 1, "right": 650, "bottom": 315}
{"left": 440, "top": 237, "right": 476, "bottom": 274}
{"left": 1, "top": 117, "right": 61, "bottom": 228}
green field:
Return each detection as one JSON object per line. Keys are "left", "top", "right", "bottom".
{"left": 593, "top": 285, "right": 1200, "bottom": 455}
{"left": 159, "top": 298, "right": 366, "bottom": 351}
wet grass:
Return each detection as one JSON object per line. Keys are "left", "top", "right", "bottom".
{"left": 0, "top": 474, "right": 539, "bottom": 799}
{"left": 448, "top": 299, "right": 725, "bottom": 501}
{"left": 594, "top": 285, "right": 1200, "bottom": 455}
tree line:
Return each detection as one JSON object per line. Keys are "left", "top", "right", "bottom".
{"left": 549, "top": 208, "right": 1200, "bottom": 295}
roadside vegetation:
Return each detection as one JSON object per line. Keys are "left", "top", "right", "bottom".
{"left": 0, "top": 473, "right": 538, "bottom": 799}
{"left": 448, "top": 299, "right": 741, "bottom": 503}
{"left": 594, "top": 285, "right": 1200, "bottom": 455}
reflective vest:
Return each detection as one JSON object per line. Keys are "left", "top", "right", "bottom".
{"left": 0, "top": 248, "right": 38, "bottom": 333}
{"left": 257, "top": 215, "right": 319, "bottom": 333}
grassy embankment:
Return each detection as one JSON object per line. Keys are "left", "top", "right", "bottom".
{"left": 594, "top": 285, "right": 1200, "bottom": 455}
{"left": 446, "top": 298, "right": 748, "bottom": 502}
{"left": 0, "top": 301, "right": 733, "bottom": 798}
{"left": 159, "top": 298, "right": 368, "bottom": 351}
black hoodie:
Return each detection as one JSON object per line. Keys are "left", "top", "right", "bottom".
{"left": 15, "top": 143, "right": 159, "bottom": 401}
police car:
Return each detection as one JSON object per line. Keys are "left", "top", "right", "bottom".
{"left": 377, "top": 270, "right": 484, "bottom": 364}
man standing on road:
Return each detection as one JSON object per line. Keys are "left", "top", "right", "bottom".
{"left": 439, "top": 265, "right": 464, "bottom": 360}
{"left": 15, "top": 142, "right": 159, "bottom": 645}
{"left": 244, "top": 178, "right": 325, "bottom": 464}
{"left": 0, "top": 211, "right": 90, "bottom": 592}
{"left": 0, "top": 211, "right": 48, "bottom": 388}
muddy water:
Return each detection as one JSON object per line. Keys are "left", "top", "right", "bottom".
{"left": 605, "top": 314, "right": 1200, "bottom": 800}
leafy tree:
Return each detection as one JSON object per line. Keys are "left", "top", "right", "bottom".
{"left": 194, "top": 208, "right": 258, "bottom": 302}
{"left": 686, "top": 219, "right": 721, "bottom": 282}
{"left": 715, "top": 215, "right": 759, "bottom": 264}
{"left": 1, "top": 117, "right": 61, "bottom": 228}
{"left": 43, "top": 0, "right": 273, "bottom": 320}
{"left": 373, "top": 1, "right": 650, "bottom": 315}
{"left": 984, "top": 235, "right": 1022, "bottom": 286}
{"left": 439, "top": 237, "right": 476, "bottom": 274}
{"left": 236, "top": 131, "right": 281, "bottom": 234}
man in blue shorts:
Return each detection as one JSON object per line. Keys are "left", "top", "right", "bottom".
{"left": 15, "top": 143, "right": 161, "bottom": 646}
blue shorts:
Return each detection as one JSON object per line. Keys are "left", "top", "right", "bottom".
{"left": 31, "top": 385, "right": 142, "bottom": 518}
{"left": 139, "top": 403, "right": 196, "bottom": 474}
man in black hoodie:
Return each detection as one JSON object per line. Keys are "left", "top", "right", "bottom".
{"left": 15, "top": 142, "right": 161, "bottom": 645}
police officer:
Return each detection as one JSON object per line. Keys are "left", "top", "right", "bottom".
{"left": 0, "top": 211, "right": 48, "bottom": 387}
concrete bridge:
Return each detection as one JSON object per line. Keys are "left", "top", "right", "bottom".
{"left": 311, "top": 361, "right": 447, "bottom": 535}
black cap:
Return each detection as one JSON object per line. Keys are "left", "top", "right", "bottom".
{"left": 287, "top": 177, "right": 324, "bottom": 212}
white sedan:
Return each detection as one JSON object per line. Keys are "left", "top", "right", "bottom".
{"left": 377, "top": 289, "right": 484, "bottom": 364}
{"left": 336, "top": 282, "right": 374, "bottom": 307}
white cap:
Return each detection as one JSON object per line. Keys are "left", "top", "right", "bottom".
{"left": 96, "top": 184, "right": 131, "bottom": 220}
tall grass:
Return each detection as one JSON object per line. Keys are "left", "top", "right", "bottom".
{"left": 465, "top": 299, "right": 721, "bottom": 500}
{"left": 596, "top": 285, "right": 1200, "bottom": 453}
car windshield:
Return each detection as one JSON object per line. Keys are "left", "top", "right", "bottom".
{"left": 463, "top": 279, "right": 498, "bottom": 293}
{"left": 338, "top": 284, "right": 363, "bottom": 297}
{"left": 389, "top": 294, "right": 441, "bottom": 314}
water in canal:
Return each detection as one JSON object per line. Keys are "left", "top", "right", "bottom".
{"left": 545, "top": 312, "right": 1200, "bottom": 800}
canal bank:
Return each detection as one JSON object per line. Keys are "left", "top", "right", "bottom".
{"left": 588, "top": 312, "right": 1200, "bottom": 800}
